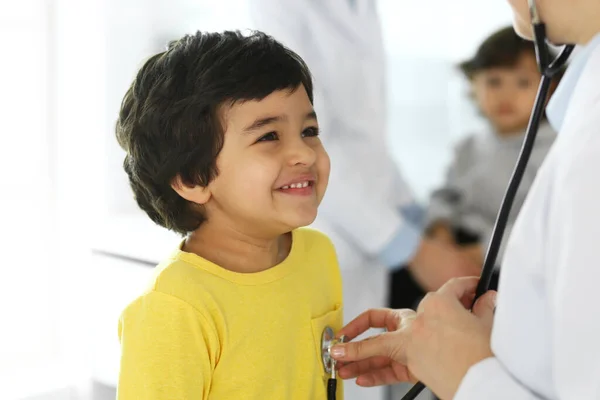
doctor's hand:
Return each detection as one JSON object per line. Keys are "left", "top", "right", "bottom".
{"left": 331, "top": 277, "right": 496, "bottom": 400}
{"left": 408, "top": 238, "right": 481, "bottom": 292}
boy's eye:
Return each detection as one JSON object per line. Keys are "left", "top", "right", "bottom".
{"left": 257, "top": 132, "right": 278, "bottom": 142}
{"left": 302, "top": 127, "right": 320, "bottom": 138}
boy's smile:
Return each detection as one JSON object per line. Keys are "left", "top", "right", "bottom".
{"left": 275, "top": 173, "right": 316, "bottom": 196}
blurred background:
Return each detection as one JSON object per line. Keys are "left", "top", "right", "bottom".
{"left": 0, "top": 0, "right": 513, "bottom": 399}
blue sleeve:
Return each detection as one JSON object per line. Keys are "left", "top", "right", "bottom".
{"left": 377, "top": 202, "right": 424, "bottom": 270}
{"left": 400, "top": 202, "right": 426, "bottom": 228}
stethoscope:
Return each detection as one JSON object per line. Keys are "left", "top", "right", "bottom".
{"left": 400, "top": 1, "right": 575, "bottom": 399}
{"left": 321, "top": 1, "right": 576, "bottom": 399}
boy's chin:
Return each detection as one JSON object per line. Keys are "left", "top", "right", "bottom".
{"left": 282, "top": 211, "right": 318, "bottom": 231}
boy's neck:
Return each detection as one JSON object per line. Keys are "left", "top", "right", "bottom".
{"left": 183, "top": 222, "right": 293, "bottom": 273}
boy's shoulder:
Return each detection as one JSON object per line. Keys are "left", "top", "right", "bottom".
{"left": 295, "top": 227, "right": 336, "bottom": 250}
{"left": 121, "top": 250, "right": 217, "bottom": 314}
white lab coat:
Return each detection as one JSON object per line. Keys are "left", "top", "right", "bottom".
{"left": 455, "top": 35, "right": 600, "bottom": 399}
{"left": 249, "top": 1, "right": 416, "bottom": 399}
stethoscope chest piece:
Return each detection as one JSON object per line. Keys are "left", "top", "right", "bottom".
{"left": 321, "top": 326, "right": 347, "bottom": 375}
{"left": 321, "top": 326, "right": 335, "bottom": 374}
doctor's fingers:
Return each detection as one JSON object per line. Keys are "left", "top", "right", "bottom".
{"left": 331, "top": 328, "right": 412, "bottom": 364}
{"left": 418, "top": 277, "right": 480, "bottom": 313}
{"left": 336, "top": 308, "right": 415, "bottom": 341}
{"left": 471, "top": 290, "right": 497, "bottom": 328}
{"left": 354, "top": 362, "right": 417, "bottom": 388}
{"left": 337, "top": 355, "right": 411, "bottom": 382}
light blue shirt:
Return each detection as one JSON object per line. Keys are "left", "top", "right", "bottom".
{"left": 378, "top": 203, "right": 423, "bottom": 270}
{"left": 547, "top": 33, "right": 600, "bottom": 131}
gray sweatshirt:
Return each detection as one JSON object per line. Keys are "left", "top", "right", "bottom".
{"left": 426, "top": 121, "right": 557, "bottom": 263}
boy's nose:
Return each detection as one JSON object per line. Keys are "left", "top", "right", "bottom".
{"left": 285, "top": 140, "right": 317, "bottom": 166}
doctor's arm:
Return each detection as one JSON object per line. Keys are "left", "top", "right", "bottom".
{"left": 456, "top": 146, "right": 600, "bottom": 399}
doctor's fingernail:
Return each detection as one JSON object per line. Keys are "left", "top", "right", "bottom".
{"left": 331, "top": 346, "right": 345, "bottom": 358}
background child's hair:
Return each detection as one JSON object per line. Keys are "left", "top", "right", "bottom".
{"left": 116, "top": 30, "right": 313, "bottom": 235}
{"left": 459, "top": 26, "right": 565, "bottom": 80}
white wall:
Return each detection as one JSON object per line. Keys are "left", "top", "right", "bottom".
{"left": 0, "top": 0, "right": 110, "bottom": 397}
{"left": 0, "top": 0, "right": 56, "bottom": 377}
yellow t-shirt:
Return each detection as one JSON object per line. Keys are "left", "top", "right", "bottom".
{"left": 117, "top": 228, "right": 344, "bottom": 399}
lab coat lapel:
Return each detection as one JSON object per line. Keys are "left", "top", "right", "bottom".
{"left": 558, "top": 45, "right": 600, "bottom": 140}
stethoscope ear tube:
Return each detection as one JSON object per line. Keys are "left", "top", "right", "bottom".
{"left": 474, "top": 42, "right": 573, "bottom": 301}
{"left": 533, "top": 23, "right": 575, "bottom": 77}
{"left": 474, "top": 72, "right": 552, "bottom": 299}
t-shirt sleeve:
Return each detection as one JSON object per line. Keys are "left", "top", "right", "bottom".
{"left": 117, "top": 290, "right": 220, "bottom": 400}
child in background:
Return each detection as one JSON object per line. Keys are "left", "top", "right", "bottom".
{"left": 426, "top": 26, "right": 563, "bottom": 282}
{"left": 390, "top": 26, "right": 562, "bottom": 311}
{"left": 115, "top": 31, "right": 343, "bottom": 399}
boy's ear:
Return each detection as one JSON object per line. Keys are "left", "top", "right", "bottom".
{"left": 171, "top": 175, "right": 211, "bottom": 205}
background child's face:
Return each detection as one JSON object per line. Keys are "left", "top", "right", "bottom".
{"left": 204, "top": 86, "right": 330, "bottom": 235}
{"left": 471, "top": 53, "right": 541, "bottom": 134}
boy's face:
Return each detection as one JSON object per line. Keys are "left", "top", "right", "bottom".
{"left": 471, "top": 53, "right": 541, "bottom": 134}
{"left": 203, "top": 85, "right": 329, "bottom": 235}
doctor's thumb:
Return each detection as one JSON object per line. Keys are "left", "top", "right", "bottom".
{"left": 472, "top": 290, "right": 497, "bottom": 327}
{"left": 331, "top": 333, "right": 398, "bottom": 362}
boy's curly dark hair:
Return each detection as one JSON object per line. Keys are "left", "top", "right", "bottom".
{"left": 116, "top": 30, "right": 313, "bottom": 235}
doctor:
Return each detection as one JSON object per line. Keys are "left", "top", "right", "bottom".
{"left": 330, "top": 0, "right": 600, "bottom": 399}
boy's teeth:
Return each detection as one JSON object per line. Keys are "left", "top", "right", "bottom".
{"left": 282, "top": 181, "right": 310, "bottom": 189}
